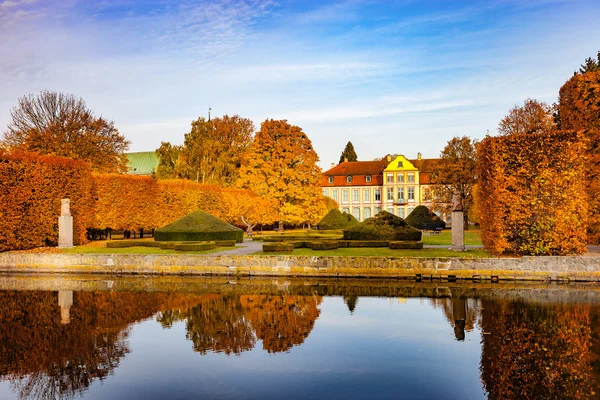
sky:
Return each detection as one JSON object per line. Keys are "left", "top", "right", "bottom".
{"left": 1, "top": 0, "right": 599, "bottom": 169}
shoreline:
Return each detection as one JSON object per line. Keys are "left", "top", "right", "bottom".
{"left": 1, "top": 252, "right": 599, "bottom": 282}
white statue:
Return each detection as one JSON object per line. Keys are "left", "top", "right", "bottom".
{"left": 61, "top": 198, "right": 71, "bottom": 216}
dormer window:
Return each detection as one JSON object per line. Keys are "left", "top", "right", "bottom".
{"left": 365, "top": 175, "right": 372, "bottom": 183}
{"left": 328, "top": 176, "right": 334, "bottom": 183}
{"left": 397, "top": 161, "right": 403, "bottom": 168}
{"left": 346, "top": 176, "right": 352, "bottom": 183}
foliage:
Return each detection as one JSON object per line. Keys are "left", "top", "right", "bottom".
{"left": 498, "top": 98, "right": 555, "bottom": 136}
{"left": 155, "top": 142, "right": 183, "bottom": 179}
{"left": 2, "top": 91, "right": 129, "bottom": 172}
{"left": 220, "top": 188, "right": 279, "bottom": 234}
{"left": 173, "top": 242, "right": 216, "bottom": 251}
{"left": 317, "top": 209, "right": 358, "bottom": 230}
{"left": 262, "top": 242, "right": 294, "bottom": 252}
{"left": 309, "top": 241, "right": 339, "bottom": 250}
{"left": 339, "top": 141, "right": 358, "bottom": 163}
{"left": 154, "top": 211, "right": 243, "bottom": 243}
{"left": 343, "top": 211, "right": 422, "bottom": 241}
{"left": 389, "top": 241, "right": 423, "bottom": 249}
{"left": 237, "top": 119, "right": 324, "bottom": 226}
{"left": 578, "top": 50, "right": 600, "bottom": 74}
{"left": 476, "top": 130, "right": 588, "bottom": 255}
{"left": 0, "top": 150, "right": 94, "bottom": 251}
{"left": 254, "top": 247, "right": 490, "bottom": 257}
{"left": 426, "top": 136, "right": 478, "bottom": 227}
{"left": 405, "top": 205, "right": 446, "bottom": 230}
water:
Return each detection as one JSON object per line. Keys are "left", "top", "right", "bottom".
{"left": 0, "top": 275, "right": 599, "bottom": 400}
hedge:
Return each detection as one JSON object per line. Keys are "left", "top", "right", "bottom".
{"left": 154, "top": 211, "right": 244, "bottom": 243}
{"left": 173, "top": 242, "right": 216, "bottom": 251}
{"left": 389, "top": 241, "right": 423, "bottom": 249}
{"left": 317, "top": 209, "right": 358, "bottom": 230}
{"left": 343, "top": 211, "right": 422, "bottom": 241}
{"left": 338, "top": 240, "right": 389, "bottom": 248}
{"left": 106, "top": 240, "right": 163, "bottom": 248}
{"left": 476, "top": 130, "right": 588, "bottom": 255}
{"left": 0, "top": 150, "right": 94, "bottom": 251}
{"left": 405, "top": 205, "right": 446, "bottom": 230}
{"left": 262, "top": 243, "right": 294, "bottom": 252}
{"left": 214, "top": 240, "right": 237, "bottom": 247}
{"left": 309, "top": 241, "right": 339, "bottom": 250}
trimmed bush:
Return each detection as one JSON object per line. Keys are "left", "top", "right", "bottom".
{"left": 155, "top": 210, "right": 243, "bottom": 243}
{"left": 159, "top": 242, "right": 177, "bottom": 250}
{"left": 106, "top": 240, "right": 162, "bottom": 248}
{"left": 262, "top": 243, "right": 294, "bottom": 252}
{"left": 289, "top": 241, "right": 310, "bottom": 248}
{"left": 337, "top": 240, "right": 389, "bottom": 247}
{"left": 214, "top": 240, "right": 236, "bottom": 247}
{"left": 309, "top": 241, "right": 339, "bottom": 250}
{"left": 405, "top": 205, "right": 446, "bottom": 230}
{"left": 174, "top": 242, "right": 216, "bottom": 251}
{"left": 343, "top": 211, "right": 422, "bottom": 241}
{"left": 389, "top": 241, "right": 423, "bottom": 249}
{"left": 317, "top": 209, "right": 358, "bottom": 230}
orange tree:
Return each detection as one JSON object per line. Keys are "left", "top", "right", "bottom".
{"left": 476, "top": 130, "right": 588, "bottom": 255}
{"left": 237, "top": 119, "right": 324, "bottom": 228}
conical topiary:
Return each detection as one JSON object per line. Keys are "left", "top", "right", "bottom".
{"left": 405, "top": 205, "right": 446, "bottom": 230}
{"left": 155, "top": 210, "right": 243, "bottom": 243}
{"left": 317, "top": 209, "right": 358, "bottom": 230}
{"left": 342, "top": 211, "right": 421, "bottom": 241}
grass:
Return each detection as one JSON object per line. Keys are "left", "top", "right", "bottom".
{"left": 61, "top": 245, "right": 238, "bottom": 255}
{"left": 421, "top": 229, "right": 482, "bottom": 246}
{"left": 251, "top": 247, "right": 491, "bottom": 258}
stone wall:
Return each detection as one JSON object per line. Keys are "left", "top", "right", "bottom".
{"left": 0, "top": 253, "right": 599, "bottom": 281}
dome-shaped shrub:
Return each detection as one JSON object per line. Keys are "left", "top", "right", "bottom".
{"left": 405, "top": 205, "right": 446, "bottom": 230}
{"left": 317, "top": 209, "right": 358, "bottom": 230}
{"left": 343, "top": 211, "right": 421, "bottom": 241}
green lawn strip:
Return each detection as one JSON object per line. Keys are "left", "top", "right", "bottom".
{"left": 251, "top": 247, "right": 491, "bottom": 258}
{"left": 61, "top": 246, "right": 238, "bottom": 255}
{"left": 421, "top": 230, "right": 482, "bottom": 246}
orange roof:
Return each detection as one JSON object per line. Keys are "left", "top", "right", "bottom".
{"left": 408, "top": 158, "right": 439, "bottom": 185}
{"left": 322, "top": 160, "right": 388, "bottom": 187}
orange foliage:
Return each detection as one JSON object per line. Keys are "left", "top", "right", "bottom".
{"left": 476, "top": 131, "right": 588, "bottom": 255}
{"left": 0, "top": 150, "right": 95, "bottom": 251}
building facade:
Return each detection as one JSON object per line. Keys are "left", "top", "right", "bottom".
{"left": 322, "top": 154, "right": 441, "bottom": 222}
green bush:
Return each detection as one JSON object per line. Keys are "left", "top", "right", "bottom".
{"left": 405, "top": 205, "right": 446, "bottom": 230}
{"left": 262, "top": 243, "right": 294, "bottom": 252}
{"left": 317, "top": 209, "right": 359, "bottom": 230}
{"left": 309, "top": 241, "right": 339, "bottom": 250}
{"left": 174, "top": 242, "right": 216, "bottom": 251}
{"left": 214, "top": 240, "right": 236, "bottom": 247}
{"left": 343, "top": 211, "right": 422, "bottom": 241}
{"left": 159, "top": 242, "right": 177, "bottom": 250}
{"left": 155, "top": 210, "right": 244, "bottom": 243}
{"left": 106, "top": 240, "right": 162, "bottom": 248}
{"left": 289, "top": 241, "right": 310, "bottom": 248}
{"left": 389, "top": 241, "right": 424, "bottom": 249}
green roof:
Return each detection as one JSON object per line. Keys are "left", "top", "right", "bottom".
{"left": 126, "top": 152, "right": 159, "bottom": 175}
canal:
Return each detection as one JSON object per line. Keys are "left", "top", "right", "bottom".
{"left": 0, "top": 275, "right": 598, "bottom": 399}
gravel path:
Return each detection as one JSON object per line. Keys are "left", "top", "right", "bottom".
{"left": 209, "top": 239, "right": 263, "bottom": 256}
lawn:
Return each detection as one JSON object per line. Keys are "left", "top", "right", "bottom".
{"left": 421, "top": 229, "right": 482, "bottom": 246}
{"left": 61, "top": 245, "right": 238, "bottom": 255}
{"left": 252, "top": 247, "right": 491, "bottom": 258}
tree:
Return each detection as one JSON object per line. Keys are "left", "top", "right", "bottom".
{"left": 2, "top": 91, "right": 129, "bottom": 172}
{"left": 427, "top": 136, "right": 477, "bottom": 228}
{"left": 339, "top": 141, "right": 358, "bottom": 163}
{"left": 579, "top": 50, "right": 600, "bottom": 74}
{"left": 178, "top": 115, "right": 254, "bottom": 186}
{"left": 497, "top": 98, "right": 555, "bottom": 136}
{"left": 155, "top": 142, "right": 183, "bottom": 179}
{"left": 220, "top": 188, "right": 279, "bottom": 235}
{"left": 237, "top": 119, "right": 323, "bottom": 227}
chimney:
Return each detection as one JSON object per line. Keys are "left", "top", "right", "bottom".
{"left": 386, "top": 155, "right": 391, "bottom": 162}
{"left": 331, "top": 162, "right": 335, "bottom": 168}
{"left": 344, "top": 157, "right": 348, "bottom": 162}
{"left": 417, "top": 152, "right": 422, "bottom": 160}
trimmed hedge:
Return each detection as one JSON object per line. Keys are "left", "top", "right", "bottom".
{"left": 155, "top": 210, "right": 243, "bottom": 243}
{"left": 338, "top": 240, "right": 389, "bottom": 248}
{"left": 289, "top": 241, "right": 310, "bottom": 248}
{"left": 309, "top": 241, "right": 339, "bottom": 250}
{"left": 317, "top": 209, "right": 358, "bottom": 230}
{"left": 343, "top": 211, "right": 422, "bottom": 241}
{"left": 262, "top": 243, "right": 294, "bottom": 252}
{"left": 174, "top": 242, "right": 216, "bottom": 251}
{"left": 214, "top": 240, "right": 237, "bottom": 247}
{"left": 106, "top": 240, "right": 162, "bottom": 248}
{"left": 389, "top": 241, "right": 423, "bottom": 249}
{"left": 405, "top": 205, "right": 446, "bottom": 230}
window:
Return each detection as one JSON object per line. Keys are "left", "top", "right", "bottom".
{"left": 407, "top": 206, "right": 415, "bottom": 216}
{"left": 374, "top": 188, "right": 381, "bottom": 202}
{"left": 342, "top": 207, "right": 350, "bottom": 214}
{"left": 407, "top": 173, "right": 415, "bottom": 183}
{"left": 374, "top": 206, "right": 382, "bottom": 214}
{"left": 346, "top": 176, "right": 352, "bottom": 183}
{"left": 365, "top": 175, "right": 371, "bottom": 183}
{"left": 387, "top": 207, "right": 394, "bottom": 214}
{"left": 397, "top": 161, "right": 403, "bottom": 168}
{"left": 352, "top": 189, "right": 360, "bottom": 203}
{"left": 387, "top": 187, "right": 394, "bottom": 201}
{"left": 363, "top": 208, "right": 371, "bottom": 219}
{"left": 322, "top": 189, "right": 328, "bottom": 197}
{"left": 331, "top": 189, "right": 338, "bottom": 202}
{"left": 342, "top": 189, "right": 349, "bottom": 203}
{"left": 328, "top": 176, "right": 334, "bottom": 183}
{"left": 352, "top": 208, "right": 360, "bottom": 221}
{"left": 408, "top": 187, "right": 415, "bottom": 201}
{"left": 397, "top": 208, "right": 405, "bottom": 218}
{"left": 363, "top": 189, "right": 371, "bottom": 203}
{"left": 397, "top": 174, "right": 404, "bottom": 183}
{"left": 397, "top": 187, "right": 404, "bottom": 202}
{"left": 386, "top": 174, "right": 394, "bottom": 183}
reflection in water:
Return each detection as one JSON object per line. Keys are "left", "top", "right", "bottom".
{"left": 0, "top": 283, "right": 599, "bottom": 399}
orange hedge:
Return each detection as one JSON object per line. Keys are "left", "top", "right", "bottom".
{"left": 0, "top": 150, "right": 95, "bottom": 251}
{"left": 476, "top": 131, "right": 588, "bottom": 255}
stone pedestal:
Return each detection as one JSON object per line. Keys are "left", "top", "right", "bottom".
{"left": 451, "top": 211, "right": 465, "bottom": 251}
{"left": 58, "top": 215, "right": 73, "bottom": 249}
{"left": 58, "top": 290, "right": 73, "bottom": 325}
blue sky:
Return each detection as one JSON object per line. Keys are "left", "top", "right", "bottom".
{"left": 1, "top": 0, "right": 599, "bottom": 168}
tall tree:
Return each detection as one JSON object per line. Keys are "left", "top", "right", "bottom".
{"left": 155, "top": 142, "right": 183, "bottom": 179}
{"left": 427, "top": 136, "right": 477, "bottom": 228}
{"left": 497, "top": 98, "right": 555, "bottom": 136}
{"left": 237, "top": 119, "right": 323, "bottom": 227}
{"left": 178, "top": 115, "right": 254, "bottom": 185}
{"left": 2, "top": 91, "right": 129, "bottom": 172}
{"left": 579, "top": 50, "right": 600, "bottom": 74}
{"left": 339, "top": 141, "right": 358, "bottom": 163}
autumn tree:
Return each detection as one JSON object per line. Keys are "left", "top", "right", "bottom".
{"left": 155, "top": 142, "right": 183, "bottom": 179}
{"left": 339, "top": 141, "right": 358, "bottom": 163}
{"left": 2, "top": 91, "right": 129, "bottom": 172}
{"left": 220, "top": 188, "right": 279, "bottom": 235}
{"left": 427, "top": 136, "right": 477, "bottom": 228}
{"left": 579, "top": 50, "right": 600, "bottom": 74}
{"left": 176, "top": 115, "right": 254, "bottom": 186}
{"left": 497, "top": 98, "right": 555, "bottom": 136}
{"left": 237, "top": 119, "right": 323, "bottom": 228}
